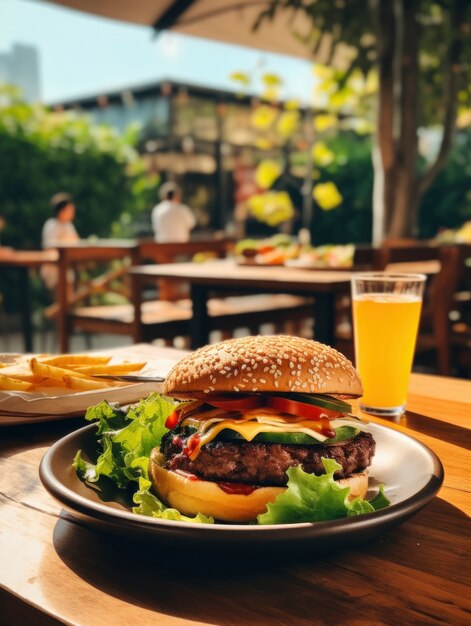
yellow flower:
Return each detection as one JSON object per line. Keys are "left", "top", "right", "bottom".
{"left": 313, "top": 114, "right": 338, "bottom": 132}
{"left": 284, "top": 99, "right": 300, "bottom": 111}
{"left": 312, "top": 182, "right": 343, "bottom": 210}
{"left": 251, "top": 105, "right": 278, "bottom": 130}
{"left": 312, "top": 64, "right": 334, "bottom": 80}
{"left": 262, "top": 73, "right": 283, "bottom": 87}
{"left": 247, "top": 191, "right": 294, "bottom": 226}
{"left": 276, "top": 111, "right": 300, "bottom": 138}
{"left": 311, "top": 142, "right": 335, "bottom": 167}
{"left": 255, "top": 160, "right": 282, "bottom": 190}
{"left": 262, "top": 86, "right": 280, "bottom": 102}
{"left": 229, "top": 71, "right": 250, "bottom": 86}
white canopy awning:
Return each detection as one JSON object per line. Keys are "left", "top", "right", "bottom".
{"left": 40, "top": 0, "right": 354, "bottom": 67}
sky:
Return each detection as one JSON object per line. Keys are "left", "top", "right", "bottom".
{"left": 1, "top": 0, "right": 314, "bottom": 104}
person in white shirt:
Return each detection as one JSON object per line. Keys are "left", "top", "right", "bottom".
{"left": 151, "top": 182, "right": 196, "bottom": 243}
{"left": 41, "top": 193, "right": 80, "bottom": 290}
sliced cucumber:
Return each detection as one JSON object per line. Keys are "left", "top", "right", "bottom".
{"left": 278, "top": 392, "right": 352, "bottom": 414}
{"left": 217, "top": 426, "right": 358, "bottom": 446}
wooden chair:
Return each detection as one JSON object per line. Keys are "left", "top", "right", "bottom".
{"left": 54, "top": 242, "right": 138, "bottom": 352}
{"left": 449, "top": 244, "right": 471, "bottom": 375}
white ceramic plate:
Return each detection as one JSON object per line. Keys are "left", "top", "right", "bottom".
{"left": 39, "top": 422, "right": 444, "bottom": 550}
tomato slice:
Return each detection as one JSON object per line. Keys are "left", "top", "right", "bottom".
{"left": 266, "top": 396, "right": 341, "bottom": 420}
{"left": 206, "top": 394, "right": 264, "bottom": 411}
{"left": 165, "top": 410, "right": 181, "bottom": 429}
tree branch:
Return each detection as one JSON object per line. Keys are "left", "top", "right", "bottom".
{"left": 419, "top": 1, "right": 464, "bottom": 196}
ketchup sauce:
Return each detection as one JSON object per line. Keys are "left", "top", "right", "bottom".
{"left": 217, "top": 482, "right": 257, "bottom": 495}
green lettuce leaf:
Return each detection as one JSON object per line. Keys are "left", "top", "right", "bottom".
{"left": 74, "top": 392, "right": 175, "bottom": 488}
{"left": 257, "top": 458, "right": 389, "bottom": 525}
{"left": 73, "top": 392, "right": 215, "bottom": 524}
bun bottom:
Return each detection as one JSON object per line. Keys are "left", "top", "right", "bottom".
{"left": 149, "top": 449, "right": 368, "bottom": 523}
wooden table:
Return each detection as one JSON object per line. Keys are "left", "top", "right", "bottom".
{"left": 0, "top": 249, "right": 58, "bottom": 351}
{"left": 131, "top": 260, "right": 353, "bottom": 349}
{"left": 0, "top": 344, "right": 470, "bottom": 625}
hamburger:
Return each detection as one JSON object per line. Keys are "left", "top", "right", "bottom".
{"left": 150, "top": 335, "right": 375, "bottom": 522}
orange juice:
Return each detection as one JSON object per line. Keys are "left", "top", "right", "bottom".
{"left": 353, "top": 294, "right": 422, "bottom": 409}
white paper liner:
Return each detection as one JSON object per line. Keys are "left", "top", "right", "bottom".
{"left": 0, "top": 357, "right": 177, "bottom": 420}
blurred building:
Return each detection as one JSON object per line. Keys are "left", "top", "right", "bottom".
{"left": 55, "top": 80, "right": 312, "bottom": 234}
{"left": 0, "top": 43, "right": 41, "bottom": 102}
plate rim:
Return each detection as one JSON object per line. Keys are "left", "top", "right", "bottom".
{"left": 39, "top": 421, "right": 444, "bottom": 535}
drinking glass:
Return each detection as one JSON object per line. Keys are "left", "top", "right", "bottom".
{"left": 351, "top": 273, "right": 426, "bottom": 417}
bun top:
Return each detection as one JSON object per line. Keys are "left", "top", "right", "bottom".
{"left": 163, "top": 335, "right": 362, "bottom": 398}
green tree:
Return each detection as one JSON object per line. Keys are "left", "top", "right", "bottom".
{"left": 255, "top": 0, "right": 471, "bottom": 243}
{"left": 0, "top": 85, "right": 158, "bottom": 249}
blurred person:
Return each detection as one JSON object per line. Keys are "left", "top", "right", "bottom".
{"left": 151, "top": 182, "right": 196, "bottom": 243}
{"left": 40, "top": 193, "right": 79, "bottom": 291}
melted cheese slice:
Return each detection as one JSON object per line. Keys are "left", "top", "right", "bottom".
{"left": 180, "top": 408, "right": 365, "bottom": 460}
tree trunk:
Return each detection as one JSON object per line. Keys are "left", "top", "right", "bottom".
{"left": 372, "top": 0, "right": 462, "bottom": 242}
{"left": 370, "top": 0, "right": 397, "bottom": 245}
{"left": 372, "top": 0, "right": 422, "bottom": 242}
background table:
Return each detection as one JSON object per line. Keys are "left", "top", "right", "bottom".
{"left": 0, "top": 344, "right": 470, "bottom": 625}
{"left": 131, "top": 261, "right": 353, "bottom": 348}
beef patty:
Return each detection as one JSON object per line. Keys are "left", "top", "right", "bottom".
{"left": 160, "top": 430, "right": 375, "bottom": 486}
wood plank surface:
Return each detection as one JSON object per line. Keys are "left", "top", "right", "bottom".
{"left": 131, "top": 260, "right": 353, "bottom": 292}
{"left": 0, "top": 345, "right": 470, "bottom": 626}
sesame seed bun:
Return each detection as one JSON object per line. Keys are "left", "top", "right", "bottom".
{"left": 149, "top": 449, "right": 368, "bottom": 523}
{"left": 163, "top": 335, "right": 362, "bottom": 399}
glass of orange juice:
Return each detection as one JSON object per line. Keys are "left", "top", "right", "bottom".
{"left": 351, "top": 273, "right": 426, "bottom": 417}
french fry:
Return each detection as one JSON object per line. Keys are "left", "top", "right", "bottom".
{"left": 39, "top": 355, "right": 111, "bottom": 366}
{"left": 0, "top": 374, "right": 34, "bottom": 391}
{"left": 31, "top": 378, "right": 66, "bottom": 389}
{"left": 0, "top": 352, "right": 146, "bottom": 394}
{"left": 72, "top": 362, "right": 146, "bottom": 375}
{"left": 0, "top": 367, "right": 40, "bottom": 382}
{"left": 29, "top": 358, "right": 92, "bottom": 382}
{"left": 62, "top": 374, "right": 119, "bottom": 390}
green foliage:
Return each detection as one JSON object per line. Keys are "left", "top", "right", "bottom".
{"left": 0, "top": 86, "right": 159, "bottom": 313}
{"left": 0, "top": 86, "right": 159, "bottom": 250}
{"left": 309, "top": 133, "right": 374, "bottom": 244}
{"left": 255, "top": 1, "right": 471, "bottom": 124}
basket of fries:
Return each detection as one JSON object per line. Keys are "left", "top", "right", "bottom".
{"left": 0, "top": 353, "right": 171, "bottom": 422}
